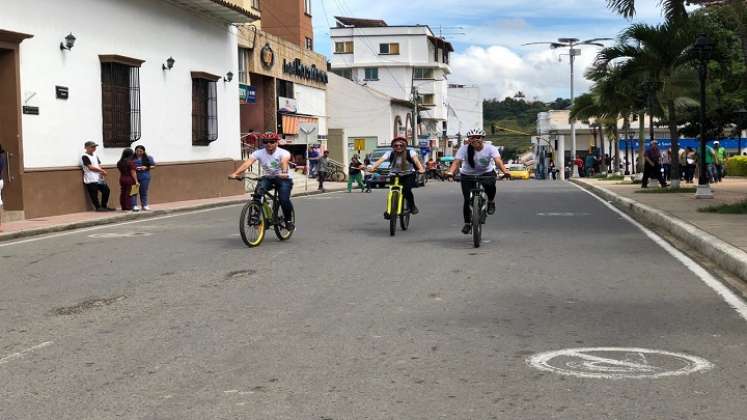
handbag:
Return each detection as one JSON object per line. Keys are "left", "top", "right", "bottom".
{"left": 129, "top": 183, "right": 140, "bottom": 196}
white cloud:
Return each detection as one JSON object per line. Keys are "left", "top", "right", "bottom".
{"left": 450, "top": 44, "right": 599, "bottom": 101}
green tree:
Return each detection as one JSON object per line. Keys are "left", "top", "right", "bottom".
{"left": 596, "top": 22, "right": 697, "bottom": 186}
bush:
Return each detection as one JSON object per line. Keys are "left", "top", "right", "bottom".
{"left": 726, "top": 156, "right": 747, "bottom": 176}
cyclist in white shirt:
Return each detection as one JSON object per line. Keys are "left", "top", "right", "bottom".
{"left": 446, "top": 129, "right": 510, "bottom": 234}
{"left": 369, "top": 137, "right": 426, "bottom": 214}
{"left": 230, "top": 133, "right": 294, "bottom": 230}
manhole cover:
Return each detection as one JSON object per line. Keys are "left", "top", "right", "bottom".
{"left": 88, "top": 232, "right": 153, "bottom": 239}
{"left": 527, "top": 347, "right": 713, "bottom": 379}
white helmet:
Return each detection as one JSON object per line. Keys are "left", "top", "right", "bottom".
{"left": 466, "top": 129, "right": 486, "bottom": 138}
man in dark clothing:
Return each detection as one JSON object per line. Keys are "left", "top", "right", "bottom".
{"left": 317, "top": 150, "right": 330, "bottom": 192}
{"left": 81, "top": 141, "right": 114, "bottom": 211}
{"left": 641, "top": 140, "right": 667, "bottom": 188}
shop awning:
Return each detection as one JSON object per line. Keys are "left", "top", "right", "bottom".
{"left": 160, "top": 0, "right": 259, "bottom": 23}
{"left": 282, "top": 115, "right": 318, "bottom": 135}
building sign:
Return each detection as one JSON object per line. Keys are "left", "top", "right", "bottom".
{"left": 239, "top": 83, "right": 256, "bottom": 104}
{"left": 283, "top": 58, "right": 328, "bottom": 84}
{"left": 354, "top": 139, "right": 366, "bottom": 151}
{"left": 260, "top": 43, "right": 274, "bottom": 69}
{"left": 278, "top": 96, "right": 298, "bottom": 113}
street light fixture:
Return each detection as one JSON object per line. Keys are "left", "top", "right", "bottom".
{"left": 693, "top": 33, "right": 714, "bottom": 199}
{"left": 59, "top": 33, "right": 76, "bottom": 51}
{"left": 523, "top": 37, "right": 612, "bottom": 178}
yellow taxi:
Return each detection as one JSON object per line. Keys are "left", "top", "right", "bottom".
{"left": 506, "top": 163, "right": 530, "bottom": 180}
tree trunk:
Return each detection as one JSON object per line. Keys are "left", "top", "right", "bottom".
{"left": 599, "top": 128, "right": 606, "bottom": 174}
{"left": 613, "top": 124, "right": 621, "bottom": 174}
{"left": 668, "top": 100, "right": 681, "bottom": 188}
{"left": 638, "top": 112, "right": 646, "bottom": 174}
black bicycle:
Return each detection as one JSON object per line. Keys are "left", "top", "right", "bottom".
{"left": 459, "top": 174, "right": 497, "bottom": 248}
{"left": 231, "top": 174, "right": 295, "bottom": 247}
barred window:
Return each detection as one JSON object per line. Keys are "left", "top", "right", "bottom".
{"left": 191, "top": 72, "right": 220, "bottom": 146}
{"left": 100, "top": 55, "right": 143, "bottom": 148}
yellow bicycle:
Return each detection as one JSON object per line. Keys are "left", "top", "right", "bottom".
{"left": 384, "top": 171, "right": 412, "bottom": 236}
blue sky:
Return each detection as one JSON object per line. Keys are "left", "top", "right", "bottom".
{"left": 310, "top": 0, "right": 668, "bottom": 101}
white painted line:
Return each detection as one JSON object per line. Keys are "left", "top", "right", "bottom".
{"left": 0, "top": 192, "right": 333, "bottom": 249}
{"left": 0, "top": 341, "right": 53, "bottom": 366}
{"left": 572, "top": 182, "right": 747, "bottom": 322}
{"left": 527, "top": 347, "right": 713, "bottom": 379}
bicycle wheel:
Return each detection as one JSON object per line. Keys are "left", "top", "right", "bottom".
{"left": 239, "top": 202, "right": 265, "bottom": 247}
{"left": 332, "top": 170, "right": 346, "bottom": 182}
{"left": 472, "top": 194, "right": 482, "bottom": 248}
{"left": 274, "top": 207, "right": 295, "bottom": 241}
{"left": 389, "top": 191, "right": 399, "bottom": 236}
{"left": 400, "top": 211, "right": 410, "bottom": 231}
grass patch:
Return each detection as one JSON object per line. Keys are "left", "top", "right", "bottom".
{"left": 635, "top": 187, "right": 697, "bottom": 194}
{"left": 699, "top": 200, "right": 747, "bottom": 214}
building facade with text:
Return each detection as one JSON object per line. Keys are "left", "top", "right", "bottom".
{"left": 0, "top": 0, "right": 260, "bottom": 219}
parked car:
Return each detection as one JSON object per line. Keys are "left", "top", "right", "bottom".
{"left": 506, "top": 163, "right": 530, "bottom": 180}
{"left": 365, "top": 147, "right": 426, "bottom": 188}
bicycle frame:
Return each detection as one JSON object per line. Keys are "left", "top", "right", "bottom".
{"left": 386, "top": 174, "right": 405, "bottom": 216}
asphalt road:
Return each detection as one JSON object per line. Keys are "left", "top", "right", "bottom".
{"left": 1, "top": 180, "right": 746, "bottom": 420}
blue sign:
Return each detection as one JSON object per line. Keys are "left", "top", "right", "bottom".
{"left": 618, "top": 138, "right": 746, "bottom": 151}
{"left": 239, "top": 84, "right": 256, "bottom": 104}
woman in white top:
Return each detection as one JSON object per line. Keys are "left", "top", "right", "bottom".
{"left": 446, "top": 129, "right": 510, "bottom": 234}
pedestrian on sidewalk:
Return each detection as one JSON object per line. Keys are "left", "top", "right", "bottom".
{"left": 347, "top": 155, "right": 365, "bottom": 192}
{"left": 308, "top": 146, "right": 320, "bottom": 178}
{"left": 641, "top": 140, "right": 667, "bottom": 188}
{"left": 133, "top": 145, "right": 155, "bottom": 211}
{"left": 703, "top": 143, "right": 717, "bottom": 183}
{"left": 714, "top": 141, "right": 727, "bottom": 182}
{"left": 0, "top": 144, "right": 5, "bottom": 232}
{"left": 662, "top": 149, "right": 672, "bottom": 182}
{"left": 548, "top": 159, "right": 557, "bottom": 180}
{"left": 318, "top": 150, "right": 330, "bottom": 192}
{"left": 81, "top": 141, "right": 114, "bottom": 212}
{"left": 117, "top": 148, "right": 139, "bottom": 212}
{"left": 585, "top": 154, "right": 596, "bottom": 177}
{"left": 685, "top": 147, "right": 696, "bottom": 183}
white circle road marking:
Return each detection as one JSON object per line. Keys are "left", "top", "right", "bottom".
{"left": 88, "top": 232, "right": 153, "bottom": 239}
{"left": 527, "top": 347, "right": 714, "bottom": 379}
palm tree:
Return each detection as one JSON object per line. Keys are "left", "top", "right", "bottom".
{"left": 596, "top": 23, "right": 696, "bottom": 187}
{"left": 606, "top": 0, "right": 688, "bottom": 22}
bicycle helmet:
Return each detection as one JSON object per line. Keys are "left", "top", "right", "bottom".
{"left": 259, "top": 132, "right": 281, "bottom": 141}
{"left": 466, "top": 129, "right": 486, "bottom": 138}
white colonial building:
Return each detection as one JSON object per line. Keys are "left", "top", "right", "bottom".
{"left": 329, "top": 16, "right": 453, "bottom": 141}
{"left": 0, "top": 0, "right": 259, "bottom": 219}
{"left": 327, "top": 73, "right": 412, "bottom": 160}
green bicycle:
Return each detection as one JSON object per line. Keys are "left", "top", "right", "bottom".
{"left": 232, "top": 174, "right": 295, "bottom": 247}
{"left": 383, "top": 171, "right": 413, "bottom": 236}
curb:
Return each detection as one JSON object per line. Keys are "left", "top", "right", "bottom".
{"left": 0, "top": 186, "right": 344, "bottom": 243}
{"left": 571, "top": 179, "right": 747, "bottom": 283}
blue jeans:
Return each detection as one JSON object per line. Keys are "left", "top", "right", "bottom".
{"left": 255, "top": 177, "right": 294, "bottom": 222}
{"left": 707, "top": 164, "right": 718, "bottom": 183}
{"left": 136, "top": 175, "right": 151, "bottom": 207}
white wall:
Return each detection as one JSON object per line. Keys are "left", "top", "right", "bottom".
{"left": 2, "top": 0, "right": 241, "bottom": 168}
{"left": 295, "top": 84, "right": 327, "bottom": 136}
{"left": 327, "top": 73, "right": 404, "bottom": 146}
{"left": 447, "top": 86, "right": 482, "bottom": 136}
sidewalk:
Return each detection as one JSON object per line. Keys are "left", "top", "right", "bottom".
{"left": 0, "top": 179, "right": 346, "bottom": 242}
{"left": 572, "top": 177, "right": 747, "bottom": 283}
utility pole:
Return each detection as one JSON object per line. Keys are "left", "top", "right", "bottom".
{"left": 523, "top": 37, "right": 611, "bottom": 177}
{"left": 411, "top": 86, "right": 419, "bottom": 147}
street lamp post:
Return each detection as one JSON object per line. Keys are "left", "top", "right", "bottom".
{"left": 523, "top": 37, "right": 612, "bottom": 178}
{"left": 694, "top": 33, "right": 714, "bottom": 199}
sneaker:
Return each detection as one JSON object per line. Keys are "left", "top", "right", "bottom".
{"left": 410, "top": 205, "right": 419, "bottom": 215}
{"left": 461, "top": 224, "right": 472, "bottom": 234}
{"left": 384, "top": 212, "right": 390, "bottom": 220}
{"left": 143, "top": 206, "right": 151, "bottom": 211}
{"left": 133, "top": 206, "right": 141, "bottom": 212}
{"left": 95, "top": 208, "right": 107, "bottom": 212}
{"left": 487, "top": 202, "right": 496, "bottom": 215}
{"left": 285, "top": 221, "right": 295, "bottom": 231}
{"left": 104, "top": 207, "right": 116, "bottom": 212}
